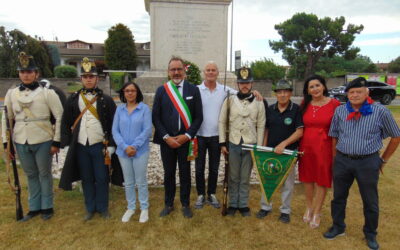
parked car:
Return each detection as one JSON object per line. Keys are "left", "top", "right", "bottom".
{"left": 328, "top": 80, "right": 396, "bottom": 105}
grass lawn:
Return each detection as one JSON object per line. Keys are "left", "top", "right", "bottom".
{"left": 0, "top": 111, "right": 399, "bottom": 249}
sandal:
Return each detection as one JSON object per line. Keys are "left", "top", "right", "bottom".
{"left": 303, "top": 208, "right": 313, "bottom": 223}
{"left": 309, "top": 213, "right": 321, "bottom": 229}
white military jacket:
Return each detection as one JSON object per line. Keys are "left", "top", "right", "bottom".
{"left": 2, "top": 85, "right": 63, "bottom": 145}
{"left": 219, "top": 95, "right": 265, "bottom": 146}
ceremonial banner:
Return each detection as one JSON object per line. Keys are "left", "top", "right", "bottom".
{"left": 251, "top": 149, "right": 298, "bottom": 203}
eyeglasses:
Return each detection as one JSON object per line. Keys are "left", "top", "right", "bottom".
{"left": 82, "top": 75, "right": 96, "bottom": 79}
{"left": 124, "top": 90, "right": 137, "bottom": 93}
{"left": 169, "top": 68, "right": 184, "bottom": 72}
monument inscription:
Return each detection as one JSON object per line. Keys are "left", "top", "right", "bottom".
{"left": 138, "top": 0, "right": 236, "bottom": 88}
{"left": 169, "top": 19, "right": 211, "bottom": 55}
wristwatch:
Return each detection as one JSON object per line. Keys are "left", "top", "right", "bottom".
{"left": 380, "top": 157, "right": 387, "bottom": 164}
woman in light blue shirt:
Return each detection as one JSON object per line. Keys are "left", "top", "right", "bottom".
{"left": 112, "top": 82, "right": 152, "bottom": 223}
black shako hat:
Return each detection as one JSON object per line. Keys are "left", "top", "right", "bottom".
{"left": 236, "top": 67, "right": 253, "bottom": 83}
{"left": 17, "top": 52, "right": 38, "bottom": 71}
{"left": 80, "top": 57, "right": 98, "bottom": 76}
{"left": 345, "top": 77, "right": 367, "bottom": 92}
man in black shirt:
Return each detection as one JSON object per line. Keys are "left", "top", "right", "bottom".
{"left": 256, "top": 79, "right": 303, "bottom": 223}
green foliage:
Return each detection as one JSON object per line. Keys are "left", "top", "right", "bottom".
{"left": 314, "top": 55, "right": 378, "bottom": 78}
{"left": 269, "top": 13, "right": 363, "bottom": 79}
{"left": 104, "top": 23, "right": 137, "bottom": 70}
{"left": 109, "top": 72, "right": 126, "bottom": 91}
{"left": 67, "top": 81, "right": 82, "bottom": 93}
{"left": 183, "top": 60, "right": 201, "bottom": 85}
{"left": 47, "top": 44, "right": 61, "bottom": 66}
{"left": 54, "top": 65, "right": 78, "bottom": 78}
{"left": 0, "top": 26, "right": 53, "bottom": 77}
{"left": 388, "top": 56, "right": 400, "bottom": 73}
{"left": 250, "top": 58, "right": 285, "bottom": 83}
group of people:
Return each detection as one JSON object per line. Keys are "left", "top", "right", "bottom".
{"left": 3, "top": 52, "right": 400, "bottom": 250}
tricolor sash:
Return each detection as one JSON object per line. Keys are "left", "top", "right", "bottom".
{"left": 164, "top": 80, "right": 198, "bottom": 160}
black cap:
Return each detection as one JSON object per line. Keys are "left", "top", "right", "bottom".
{"left": 236, "top": 67, "right": 253, "bottom": 83}
{"left": 80, "top": 57, "right": 98, "bottom": 76}
{"left": 345, "top": 77, "right": 367, "bottom": 92}
{"left": 17, "top": 52, "right": 38, "bottom": 71}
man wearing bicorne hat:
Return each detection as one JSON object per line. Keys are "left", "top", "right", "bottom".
{"left": 2, "top": 52, "right": 63, "bottom": 221}
{"left": 219, "top": 67, "right": 265, "bottom": 217}
{"left": 324, "top": 77, "right": 400, "bottom": 250}
{"left": 59, "top": 57, "right": 119, "bottom": 221}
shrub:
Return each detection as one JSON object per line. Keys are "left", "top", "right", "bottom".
{"left": 183, "top": 60, "right": 201, "bottom": 85}
{"left": 54, "top": 65, "right": 78, "bottom": 78}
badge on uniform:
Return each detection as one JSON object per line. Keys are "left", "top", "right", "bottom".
{"left": 284, "top": 118, "right": 292, "bottom": 125}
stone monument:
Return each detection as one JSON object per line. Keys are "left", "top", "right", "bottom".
{"left": 137, "top": 0, "right": 236, "bottom": 90}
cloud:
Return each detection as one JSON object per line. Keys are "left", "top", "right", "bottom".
{"left": 355, "top": 37, "right": 400, "bottom": 46}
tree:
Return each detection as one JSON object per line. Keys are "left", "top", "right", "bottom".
{"left": 0, "top": 26, "right": 53, "bottom": 77}
{"left": 250, "top": 58, "right": 286, "bottom": 83}
{"left": 47, "top": 44, "right": 61, "bottom": 66}
{"left": 388, "top": 56, "right": 400, "bottom": 73}
{"left": 183, "top": 60, "right": 201, "bottom": 85}
{"left": 269, "top": 13, "right": 364, "bottom": 79}
{"left": 104, "top": 23, "right": 137, "bottom": 70}
{"left": 313, "top": 55, "right": 378, "bottom": 78}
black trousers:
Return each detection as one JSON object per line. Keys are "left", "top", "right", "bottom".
{"left": 331, "top": 152, "right": 381, "bottom": 239}
{"left": 160, "top": 142, "right": 191, "bottom": 207}
{"left": 195, "top": 136, "right": 221, "bottom": 196}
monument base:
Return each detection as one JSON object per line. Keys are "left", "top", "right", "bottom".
{"left": 136, "top": 70, "right": 238, "bottom": 94}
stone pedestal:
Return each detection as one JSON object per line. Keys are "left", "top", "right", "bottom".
{"left": 139, "top": 0, "right": 236, "bottom": 89}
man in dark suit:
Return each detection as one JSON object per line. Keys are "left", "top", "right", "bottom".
{"left": 152, "top": 56, "right": 203, "bottom": 218}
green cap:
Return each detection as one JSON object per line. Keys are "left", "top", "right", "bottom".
{"left": 274, "top": 79, "right": 293, "bottom": 91}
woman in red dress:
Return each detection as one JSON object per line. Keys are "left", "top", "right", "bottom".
{"left": 299, "top": 75, "right": 340, "bottom": 229}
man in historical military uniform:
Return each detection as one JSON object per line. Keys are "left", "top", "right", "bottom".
{"left": 255, "top": 79, "right": 303, "bottom": 223}
{"left": 2, "top": 52, "right": 63, "bottom": 221}
{"left": 219, "top": 67, "right": 265, "bottom": 216}
{"left": 324, "top": 77, "right": 400, "bottom": 250}
{"left": 152, "top": 56, "right": 203, "bottom": 218}
{"left": 59, "top": 58, "right": 118, "bottom": 221}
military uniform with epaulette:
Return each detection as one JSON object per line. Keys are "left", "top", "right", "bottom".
{"left": 2, "top": 52, "right": 63, "bottom": 221}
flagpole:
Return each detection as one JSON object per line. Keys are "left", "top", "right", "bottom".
{"left": 242, "top": 144, "right": 303, "bottom": 156}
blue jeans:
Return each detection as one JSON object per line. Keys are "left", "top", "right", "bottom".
{"left": 15, "top": 141, "right": 53, "bottom": 211}
{"left": 118, "top": 151, "right": 149, "bottom": 210}
{"left": 77, "top": 143, "right": 109, "bottom": 213}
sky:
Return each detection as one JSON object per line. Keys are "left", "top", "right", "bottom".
{"left": 1, "top": 0, "right": 399, "bottom": 67}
